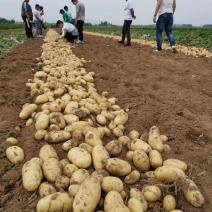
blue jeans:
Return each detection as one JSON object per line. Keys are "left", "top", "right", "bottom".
{"left": 34, "top": 20, "right": 42, "bottom": 36}
{"left": 156, "top": 13, "right": 175, "bottom": 51}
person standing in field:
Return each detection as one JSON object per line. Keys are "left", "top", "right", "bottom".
{"left": 71, "top": 0, "right": 85, "bottom": 44}
{"left": 153, "top": 0, "right": 177, "bottom": 53}
{"left": 60, "top": 9, "right": 72, "bottom": 23}
{"left": 118, "top": 0, "right": 136, "bottom": 47}
{"left": 64, "top": 6, "right": 74, "bottom": 24}
{"left": 33, "top": 4, "right": 43, "bottom": 37}
{"left": 21, "top": 0, "right": 34, "bottom": 39}
{"left": 39, "top": 6, "right": 46, "bottom": 29}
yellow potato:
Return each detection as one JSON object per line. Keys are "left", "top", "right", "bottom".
{"left": 79, "top": 142, "right": 93, "bottom": 154}
{"left": 160, "top": 135, "right": 168, "bottom": 143}
{"left": 68, "top": 184, "right": 80, "bottom": 197}
{"left": 114, "top": 112, "right": 128, "bottom": 125}
{"left": 105, "top": 140, "right": 122, "bottom": 156}
{"left": 38, "top": 182, "right": 56, "bottom": 197}
{"left": 45, "top": 130, "right": 71, "bottom": 143}
{"left": 143, "top": 185, "right": 162, "bottom": 202}
{"left": 126, "top": 151, "right": 134, "bottom": 162}
{"left": 59, "top": 159, "right": 70, "bottom": 168}
{"left": 149, "top": 150, "right": 163, "bottom": 168}
{"left": 128, "top": 198, "right": 144, "bottom": 212}
{"left": 144, "top": 171, "right": 156, "bottom": 179}
{"left": 63, "top": 114, "right": 79, "bottom": 125}
{"left": 101, "top": 176, "right": 123, "bottom": 193}
{"left": 6, "top": 146, "right": 24, "bottom": 165}
{"left": 163, "top": 195, "right": 176, "bottom": 211}
{"left": 6, "top": 137, "right": 18, "bottom": 145}
{"left": 69, "top": 169, "right": 90, "bottom": 185}
{"left": 35, "top": 114, "right": 49, "bottom": 130}
{"left": 128, "top": 139, "right": 152, "bottom": 154}
{"left": 133, "top": 150, "right": 150, "bottom": 172}
{"left": 163, "top": 159, "right": 187, "bottom": 171}
{"left": 128, "top": 130, "right": 140, "bottom": 139}
{"left": 63, "top": 164, "right": 78, "bottom": 177}
{"left": 55, "top": 175, "right": 70, "bottom": 189}
{"left": 62, "top": 139, "right": 78, "bottom": 151}
{"left": 35, "top": 94, "right": 49, "bottom": 104}
{"left": 35, "top": 130, "right": 47, "bottom": 141}
{"left": 85, "top": 131, "right": 103, "bottom": 146}
{"left": 124, "top": 170, "right": 140, "bottom": 185}
{"left": 19, "top": 104, "right": 37, "bottom": 119}
{"left": 39, "top": 145, "right": 59, "bottom": 162}
{"left": 118, "top": 136, "right": 130, "bottom": 146}
{"left": 96, "top": 114, "right": 107, "bottom": 125}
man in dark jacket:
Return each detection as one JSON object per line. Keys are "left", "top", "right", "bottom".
{"left": 21, "top": 0, "right": 34, "bottom": 39}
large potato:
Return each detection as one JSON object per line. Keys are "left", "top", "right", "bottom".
{"left": 38, "top": 182, "right": 56, "bottom": 197}
{"left": 69, "top": 169, "right": 90, "bottom": 185}
{"left": 163, "top": 159, "right": 187, "bottom": 171}
{"left": 148, "top": 126, "right": 164, "bottom": 152}
{"left": 128, "top": 139, "right": 152, "bottom": 154}
{"left": 155, "top": 166, "right": 186, "bottom": 182}
{"left": 149, "top": 150, "right": 163, "bottom": 168}
{"left": 22, "top": 160, "right": 43, "bottom": 192}
{"left": 124, "top": 170, "right": 140, "bottom": 185}
{"left": 42, "top": 158, "right": 62, "bottom": 183}
{"left": 106, "top": 158, "right": 131, "bottom": 177}
{"left": 39, "top": 145, "right": 59, "bottom": 162}
{"left": 104, "top": 191, "right": 131, "bottom": 212}
{"left": 45, "top": 130, "right": 71, "bottom": 143}
{"left": 163, "top": 195, "right": 176, "bottom": 211}
{"left": 35, "top": 114, "right": 49, "bottom": 130}
{"left": 36, "top": 192, "right": 73, "bottom": 212}
{"left": 6, "top": 146, "right": 24, "bottom": 165}
{"left": 92, "top": 145, "right": 110, "bottom": 170}
{"left": 101, "top": 176, "right": 123, "bottom": 193}
{"left": 85, "top": 131, "right": 103, "bottom": 146}
{"left": 133, "top": 150, "right": 150, "bottom": 172}
{"left": 143, "top": 185, "right": 162, "bottom": 202}
{"left": 19, "top": 104, "right": 37, "bottom": 119}
{"left": 105, "top": 140, "right": 122, "bottom": 156}
{"left": 73, "top": 176, "right": 101, "bottom": 212}
{"left": 181, "top": 179, "right": 205, "bottom": 208}
{"left": 128, "top": 198, "right": 144, "bottom": 212}
{"left": 68, "top": 147, "right": 92, "bottom": 169}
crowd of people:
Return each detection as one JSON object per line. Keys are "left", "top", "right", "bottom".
{"left": 21, "top": 0, "right": 177, "bottom": 52}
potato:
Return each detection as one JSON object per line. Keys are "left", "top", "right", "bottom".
{"left": 85, "top": 131, "right": 103, "bottom": 146}
{"left": 113, "top": 127, "right": 124, "bottom": 137}
{"left": 73, "top": 176, "right": 101, "bottom": 212}
{"left": 91, "top": 169, "right": 110, "bottom": 178}
{"left": 118, "top": 136, "right": 130, "bottom": 146}
{"left": 19, "top": 104, "right": 37, "bottom": 119}
{"left": 63, "top": 114, "right": 79, "bottom": 125}
{"left": 49, "top": 102, "right": 61, "bottom": 112}
{"left": 105, "top": 140, "right": 122, "bottom": 156}
{"left": 143, "top": 185, "right": 162, "bottom": 202}
{"left": 96, "top": 114, "right": 107, "bottom": 125}
{"left": 181, "top": 179, "right": 205, "bottom": 208}
{"left": 38, "top": 182, "right": 56, "bottom": 197}
{"left": 101, "top": 110, "right": 115, "bottom": 120}
{"left": 114, "top": 112, "right": 128, "bottom": 125}
{"left": 39, "top": 145, "right": 59, "bottom": 162}
{"left": 36, "top": 192, "right": 73, "bottom": 212}
{"left": 65, "top": 121, "right": 92, "bottom": 132}
{"left": 128, "top": 139, "right": 152, "bottom": 154}
{"left": 163, "top": 144, "right": 171, "bottom": 152}
{"left": 55, "top": 175, "right": 70, "bottom": 189}
{"left": 104, "top": 191, "right": 131, "bottom": 212}
{"left": 22, "top": 160, "right": 43, "bottom": 192}
{"left": 126, "top": 151, "right": 134, "bottom": 162}
{"left": 59, "top": 159, "right": 70, "bottom": 168}
{"left": 133, "top": 150, "right": 150, "bottom": 172}
{"left": 72, "top": 129, "right": 83, "bottom": 140}
{"left": 68, "top": 147, "right": 92, "bottom": 169}
{"left": 35, "top": 114, "right": 49, "bottom": 130}
{"left": 30, "top": 157, "right": 43, "bottom": 166}
{"left": 144, "top": 171, "right": 156, "bottom": 179}
{"left": 49, "top": 124, "right": 60, "bottom": 131}
{"left": 63, "top": 164, "right": 78, "bottom": 177}
{"left": 68, "top": 184, "right": 80, "bottom": 197}
{"left": 79, "top": 143, "right": 93, "bottom": 154}
{"left": 163, "top": 159, "right": 187, "bottom": 171}
{"left": 163, "top": 195, "right": 176, "bottom": 211}
{"left": 149, "top": 150, "right": 163, "bottom": 168}
{"left": 128, "top": 198, "right": 144, "bottom": 212}
{"left": 70, "top": 169, "right": 90, "bottom": 185}
{"left": 64, "top": 101, "right": 78, "bottom": 114}
{"left": 45, "top": 130, "right": 71, "bottom": 143}
{"left": 148, "top": 126, "right": 164, "bottom": 152}
{"left": 160, "top": 135, "right": 168, "bottom": 143}
{"left": 155, "top": 166, "right": 186, "bottom": 182}
{"left": 124, "top": 170, "right": 140, "bottom": 185}
{"left": 26, "top": 118, "right": 33, "bottom": 126}
{"left": 35, "top": 130, "right": 47, "bottom": 141}
{"left": 92, "top": 145, "right": 110, "bottom": 170}
{"left": 170, "top": 210, "right": 183, "bottom": 212}
{"left": 129, "top": 130, "right": 140, "bottom": 139}
{"left": 35, "top": 94, "right": 49, "bottom": 104}
{"left": 108, "top": 121, "right": 116, "bottom": 130}
{"left": 106, "top": 158, "right": 131, "bottom": 177}
{"left": 6, "top": 146, "right": 24, "bottom": 165}
{"left": 49, "top": 115, "right": 66, "bottom": 129}
{"left": 62, "top": 139, "right": 78, "bottom": 151}
{"left": 35, "top": 71, "right": 47, "bottom": 78}
{"left": 101, "top": 176, "right": 123, "bottom": 193}
{"left": 42, "top": 158, "right": 62, "bottom": 183}
{"left": 6, "top": 137, "right": 18, "bottom": 145}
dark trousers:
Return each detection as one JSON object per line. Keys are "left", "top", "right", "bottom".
{"left": 121, "top": 20, "right": 132, "bottom": 44}
{"left": 65, "top": 33, "right": 78, "bottom": 43}
{"left": 22, "top": 16, "right": 33, "bottom": 38}
{"left": 77, "top": 20, "right": 84, "bottom": 41}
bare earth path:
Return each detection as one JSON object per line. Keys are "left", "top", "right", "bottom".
{"left": 0, "top": 33, "right": 212, "bottom": 211}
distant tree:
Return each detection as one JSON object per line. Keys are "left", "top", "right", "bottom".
{"left": 99, "top": 21, "right": 112, "bottom": 26}
{"left": 203, "top": 24, "right": 212, "bottom": 28}
{"left": 84, "top": 22, "right": 92, "bottom": 26}
{"left": 0, "top": 18, "right": 16, "bottom": 24}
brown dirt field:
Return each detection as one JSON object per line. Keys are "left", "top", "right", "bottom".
{"left": 0, "top": 32, "right": 212, "bottom": 212}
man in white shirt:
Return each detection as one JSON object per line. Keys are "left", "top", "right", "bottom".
{"left": 55, "top": 20, "right": 79, "bottom": 43}
{"left": 118, "top": 0, "right": 136, "bottom": 47}
{"left": 33, "top": 4, "right": 43, "bottom": 37}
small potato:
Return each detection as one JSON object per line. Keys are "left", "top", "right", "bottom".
{"left": 124, "top": 170, "right": 140, "bottom": 185}
{"left": 128, "top": 139, "right": 152, "bottom": 154}
{"left": 63, "top": 164, "right": 78, "bottom": 177}
{"left": 38, "top": 182, "right": 56, "bottom": 197}
{"left": 36, "top": 192, "right": 73, "bottom": 212}
{"left": 62, "top": 139, "right": 78, "bottom": 151}
{"left": 128, "top": 198, "right": 144, "bottom": 212}
{"left": 114, "top": 112, "right": 128, "bottom": 125}
{"left": 6, "top": 137, "right": 18, "bottom": 145}
{"left": 144, "top": 171, "right": 156, "bottom": 179}
{"left": 96, "top": 114, "right": 107, "bottom": 125}
{"left": 126, "top": 151, "right": 134, "bottom": 162}
{"left": 118, "top": 136, "right": 130, "bottom": 146}
{"left": 105, "top": 140, "right": 122, "bottom": 156}
{"left": 163, "top": 159, "right": 187, "bottom": 171}
{"left": 68, "top": 147, "right": 92, "bottom": 169}
{"left": 72, "top": 129, "right": 83, "bottom": 140}
{"left": 164, "top": 144, "right": 171, "bottom": 152}
{"left": 160, "top": 135, "right": 169, "bottom": 143}
{"left": 55, "top": 175, "right": 70, "bottom": 189}
{"left": 133, "top": 150, "right": 150, "bottom": 172}
{"left": 59, "top": 159, "right": 70, "bottom": 168}
{"left": 45, "top": 131, "right": 71, "bottom": 143}
{"left": 35, "top": 130, "right": 47, "bottom": 141}
{"left": 49, "top": 102, "right": 61, "bottom": 112}
{"left": 64, "top": 101, "right": 78, "bottom": 114}
{"left": 101, "top": 176, "right": 123, "bottom": 193}
{"left": 68, "top": 184, "right": 80, "bottom": 197}
{"left": 19, "top": 104, "right": 37, "bottom": 119}
{"left": 70, "top": 169, "right": 90, "bottom": 185}
{"left": 113, "top": 127, "right": 124, "bottom": 137}
{"left": 79, "top": 143, "right": 93, "bottom": 154}
{"left": 26, "top": 118, "right": 33, "bottom": 126}
{"left": 155, "top": 166, "right": 186, "bottom": 182}
{"left": 106, "top": 158, "right": 131, "bottom": 177}
{"left": 129, "top": 130, "right": 140, "bottom": 139}
{"left": 6, "top": 146, "right": 24, "bottom": 165}
{"left": 163, "top": 195, "right": 176, "bottom": 211}
{"left": 42, "top": 158, "right": 62, "bottom": 183}
{"left": 143, "top": 185, "right": 162, "bottom": 202}
{"left": 149, "top": 150, "right": 163, "bottom": 168}
{"left": 39, "top": 145, "right": 59, "bottom": 162}
{"left": 85, "top": 131, "right": 103, "bottom": 146}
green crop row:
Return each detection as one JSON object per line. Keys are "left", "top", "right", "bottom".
{"left": 84, "top": 26, "right": 212, "bottom": 50}
{"left": 0, "top": 24, "right": 25, "bottom": 30}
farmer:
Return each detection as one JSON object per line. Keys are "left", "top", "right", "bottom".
{"left": 153, "top": 0, "right": 177, "bottom": 53}
{"left": 55, "top": 20, "right": 79, "bottom": 43}
{"left": 33, "top": 4, "right": 43, "bottom": 37}
{"left": 39, "top": 6, "right": 46, "bottom": 29}
{"left": 64, "top": 6, "right": 74, "bottom": 24}
{"left": 71, "top": 0, "right": 85, "bottom": 44}
{"left": 59, "top": 9, "right": 72, "bottom": 24}
{"left": 21, "top": 0, "right": 34, "bottom": 39}
{"left": 118, "top": 0, "right": 136, "bottom": 47}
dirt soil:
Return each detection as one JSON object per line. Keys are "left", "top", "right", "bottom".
{"left": 0, "top": 32, "right": 212, "bottom": 212}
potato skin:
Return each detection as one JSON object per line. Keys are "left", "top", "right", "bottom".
{"left": 101, "top": 176, "right": 123, "bottom": 193}
{"left": 45, "top": 130, "right": 71, "bottom": 143}
{"left": 39, "top": 145, "right": 59, "bottom": 162}
{"left": 38, "top": 182, "right": 56, "bottom": 197}
{"left": 73, "top": 176, "right": 101, "bottom": 212}
{"left": 163, "top": 159, "right": 187, "bottom": 171}
{"left": 19, "top": 104, "right": 37, "bottom": 119}
{"left": 69, "top": 169, "right": 90, "bottom": 185}
{"left": 6, "top": 146, "right": 25, "bottom": 165}
{"left": 143, "top": 185, "right": 162, "bottom": 202}
{"left": 105, "top": 140, "right": 122, "bottom": 156}
{"left": 163, "top": 195, "right": 176, "bottom": 211}
{"left": 133, "top": 150, "right": 150, "bottom": 172}
{"left": 22, "top": 160, "right": 43, "bottom": 192}
{"left": 85, "top": 131, "right": 103, "bottom": 146}
{"left": 128, "top": 139, "right": 152, "bottom": 154}
{"left": 124, "top": 170, "right": 140, "bottom": 185}
{"left": 149, "top": 150, "right": 163, "bottom": 168}
{"left": 36, "top": 192, "right": 73, "bottom": 212}
{"left": 128, "top": 198, "right": 144, "bottom": 212}
{"left": 35, "top": 114, "right": 49, "bottom": 130}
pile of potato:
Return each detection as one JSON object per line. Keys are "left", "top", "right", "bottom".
{"left": 6, "top": 29, "right": 205, "bottom": 212}
{"left": 85, "top": 31, "right": 212, "bottom": 58}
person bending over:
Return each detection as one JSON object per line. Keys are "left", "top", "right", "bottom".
{"left": 55, "top": 20, "right": 78, "bottom": 43}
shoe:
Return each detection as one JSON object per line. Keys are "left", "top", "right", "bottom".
{"left": 76, "top": 40, "right": 83, "bottom": 44}
{"left": 153, "top": 49, "right": 162, "bottom": 52}
{"left": 124, "top": 43, "right": 131, "bottom": 47}
{"left": 118, "top": 40, "right": 124, "bottom": 44}
{"left": 37, "top": 35, "right": 44, "bottom": 37}
{"left": 172, "top": 46, "right": 177, "bottom": 53}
